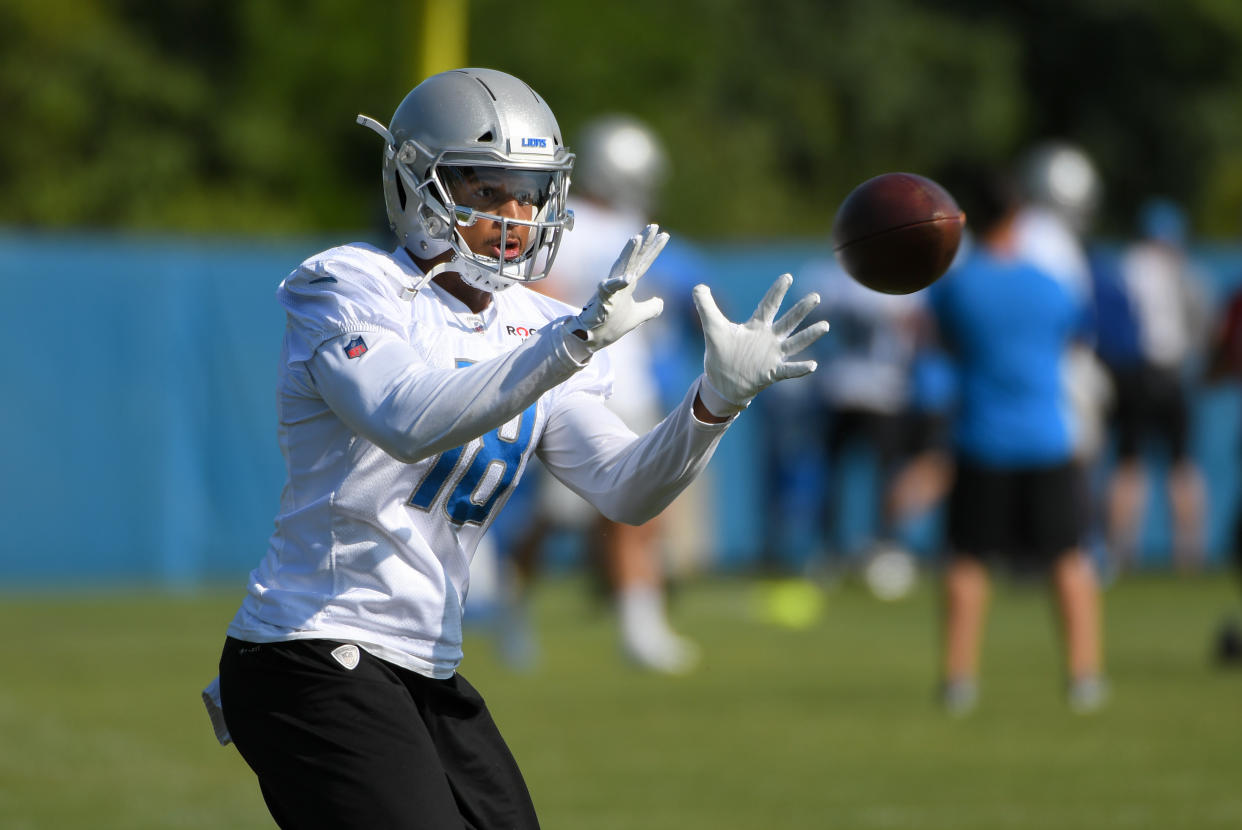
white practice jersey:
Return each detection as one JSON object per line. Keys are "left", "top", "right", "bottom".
{"left": 226, "top": 243, "right": 729, "bottom": 678}
{"left": 1120, "top": 242, "right": 1205, "bottom": 368}
{"left": 548, "top": 198, "right": 663, "bottom": 430}
{"left": 806, "top": 259, "right": 922, "bottom": 415}
{"left": 1014, "top": 205, "right": 1093, "bottom": 301}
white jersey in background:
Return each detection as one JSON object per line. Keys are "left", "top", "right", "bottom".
{"left": 225, "top": 243, "right": 729, "bottom": 679}
{"left": 806, "top": 260, "right": 921, "bottom": 415}
{"left": 1120, "top": 242, "right": 1207, "bottom": 368}
{"left": 1014, "top": 204, "right": 1093, "bottom": 300}
{"left": 549, "top": 198, "right": 663, "bottom": 430}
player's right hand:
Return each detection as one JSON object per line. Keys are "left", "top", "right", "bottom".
{"left": 568, "top": 224, "right": 667, "bottom": 353}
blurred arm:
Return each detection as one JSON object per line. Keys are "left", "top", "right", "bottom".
{"left": 537, "top": 378, "right": 731, "bottom": 525}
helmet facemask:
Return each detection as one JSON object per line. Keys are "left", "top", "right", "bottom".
{"left": 414, "top": 156, "right": 574, "bottom": 292}
{"left": 365, "top": 120, "right": 574, "bottom": 293}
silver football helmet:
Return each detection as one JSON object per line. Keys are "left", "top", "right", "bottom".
{"left": 573, "top": 114, "right": 669, "bottom": 216}
{"left": 358, "top": 68, "right": 575, "bottom": 292}
{"left": 1019, "top": 141, "right": 1101, "bottom": 233}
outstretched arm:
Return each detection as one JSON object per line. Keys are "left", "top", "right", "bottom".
{"left": 540, "top": 274, "right": 830, "bottom": 523}
{"left": 307, "top": 227, "right": 671, "bottom": 464}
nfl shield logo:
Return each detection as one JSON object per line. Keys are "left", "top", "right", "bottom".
{"left": 344, "top": 336, "right": 368, "bottom": 359}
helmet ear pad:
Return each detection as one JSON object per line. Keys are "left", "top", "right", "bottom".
{"left": 383, "top": 150, "right": 454, "bottom": 258}
{"left": 422, "top": 209, "right": 447, "bottom": 239}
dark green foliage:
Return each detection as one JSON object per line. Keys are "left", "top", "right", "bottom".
{"left": 3, "top": 0, "right": 1242, "bottom": 237}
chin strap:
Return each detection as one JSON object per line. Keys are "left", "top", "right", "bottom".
{"left": 402, "top": 259, "right": 453, "bottom": 301}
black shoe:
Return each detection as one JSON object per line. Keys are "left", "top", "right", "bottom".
{"left": 1214, "top": 617, "right": 1242, "bottom": 665}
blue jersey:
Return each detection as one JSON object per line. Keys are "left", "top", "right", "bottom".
{"left": 930, "top": 247, "right": 1088, "bottom": 467}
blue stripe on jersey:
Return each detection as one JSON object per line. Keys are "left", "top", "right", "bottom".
{"left": 446, "top": 407, "right": 537, "bottom": 525}
{"left": 407, "top": 358, "right": 538, "bottom": 526}
{"left": 408, "top": 447, "right": 465, "bottom": 511}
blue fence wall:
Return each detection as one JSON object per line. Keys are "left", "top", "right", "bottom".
{"left": 1, "top": 232, "right": 297, "bottom": 586}
{"left": 1, "top": 231, "right": 1239, "bottom": 587}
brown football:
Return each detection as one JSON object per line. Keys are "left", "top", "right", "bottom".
{"left": 831, "top": 172, "right": 965, "bottom": 295}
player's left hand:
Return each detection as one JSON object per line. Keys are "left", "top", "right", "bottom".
{"left": 692, "top": 273, "right": 830, "bottom": 417}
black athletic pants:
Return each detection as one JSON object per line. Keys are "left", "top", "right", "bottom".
{"left": 218, "top": 637, "right": 540, "bottom": 829}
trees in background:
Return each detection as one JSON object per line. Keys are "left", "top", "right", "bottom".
{"left": 3, "top": 0, "right": 1241, "bottom": 238}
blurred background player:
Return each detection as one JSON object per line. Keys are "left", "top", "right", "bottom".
{"left": 929, "top": 162, "right": 1106, "bottom": 715}
{"left": 1013, "top": 142, "right": 1116, "bottom": 576}
{"left": 1204, "top": 259, "right": 1242, "bottom": 663}
{"left": 754, "top": 208, "right": 956, "bottom": 620}
{"left": 768, "top": 258, "right": 948, "bottom": 583}
{"left": 1014, "top": 141, "right": 1101, "bottom": 294}
{"left": 497, "top": 114, "right": 700, "bottom": 674}
{"left": 1101, "top": 198, "right": 1211, "bottom": 573}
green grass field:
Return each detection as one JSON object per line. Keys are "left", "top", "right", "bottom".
{"left": 1, "top": 572, "right": 1239, "bottom": 829}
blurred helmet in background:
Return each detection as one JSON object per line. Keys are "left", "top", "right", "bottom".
{"left": 572, "top": 114, "right": 670, "bottom": 216}
{"left": 357, "top": 67, "right": 575, "bottom": 292}
{"left": 1019, "top": 141, "right": 1102, "bottom": 233}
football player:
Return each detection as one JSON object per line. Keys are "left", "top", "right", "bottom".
{"left": 930, "top": 161, "right": 1106, "bottom": 715}
{"left": 201, "top": 67, "right": 828, "bottom": 828}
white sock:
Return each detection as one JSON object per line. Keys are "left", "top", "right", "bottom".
{"left": 619, "top": 585, "right": 668, "bottom": 643}
{"left": 617, "top": 585, "right": 699, "bottom": 673}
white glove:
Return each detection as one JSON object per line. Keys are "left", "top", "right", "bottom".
{"left": 692, "top": 273, "right": 830, "bottom": 417}
{"left": 568, "top": 224, "right": 668, "bottom": 352}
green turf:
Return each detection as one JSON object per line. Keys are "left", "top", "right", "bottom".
{"left": 0, "top": 572, "right": 1238, "bottom": 829}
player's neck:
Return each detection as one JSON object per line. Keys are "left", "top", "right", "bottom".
{"left": 433, "top": 273, "right": 492, "bottom": 313}
{"left": 407, "top": 248, "right": 493, "bottom": 313}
